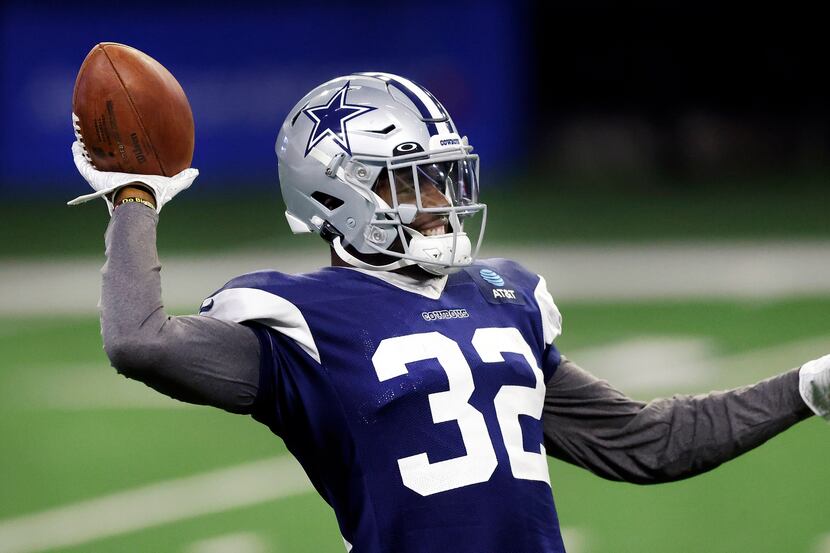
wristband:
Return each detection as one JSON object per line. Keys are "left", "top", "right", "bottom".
{"left": 116, "top": 196, "right": 156, "bottom": 210}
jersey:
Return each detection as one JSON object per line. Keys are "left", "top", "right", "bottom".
{"left": 199, "top": 258, "right": 565, "bottom": 553}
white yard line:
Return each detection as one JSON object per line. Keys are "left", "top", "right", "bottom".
{"left": 5, "top": 240, "right": 830, "bottom": 315}
{"left": 0, "top": 457, "right": 312, "bottom": 553}
{"left": 815, "top": 533, "right": 830, "bottom": 553}
{"left": 571, "top": 334, "right": 830, "bottom": 396}
{"left": 560, "top": 528, "right": 586, "bottom": 553}
{"left": 184, "top": 532, "right": 270, "bottom": 553}
{"left": 569, "top": 336, "right": 718, "bottom": 393}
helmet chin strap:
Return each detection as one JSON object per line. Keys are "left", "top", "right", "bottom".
{"left": 331, "top": 231, "right": 469, "bottom": 275}
{"left": 331, "top": 236, "right": 412, "bottom": 272}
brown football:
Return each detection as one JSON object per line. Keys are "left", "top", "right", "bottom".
{"left": 72, "top": 42, "right": 194, "bottom": 175}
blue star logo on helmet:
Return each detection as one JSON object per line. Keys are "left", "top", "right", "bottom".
{"left": 302, "top": 81, "right": 376, "bottom": 157}
{"left": 479, "top": 269, "right": 505, "bottom": 287}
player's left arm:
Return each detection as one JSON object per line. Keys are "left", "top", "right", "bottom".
{"left": 541, "top": 355, "right": 817, "bottom": 484}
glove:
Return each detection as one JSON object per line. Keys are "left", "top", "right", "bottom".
{"left": 68, "top": 140, "right": 199, "bottom": 214}
{"left": 799, "top": 354, "right": 830, "bottom": 420}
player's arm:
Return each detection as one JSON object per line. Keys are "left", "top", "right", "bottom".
{"left": 99, "top": 190, "right": 262, "bottom": 413}
{"left": 541, "top": 356, "right": 812, "bottom": 484}
{"left": 70, "top": 142, "right": 263, "bottom": 413}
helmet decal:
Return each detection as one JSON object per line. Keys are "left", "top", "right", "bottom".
{"left": 357, "top": 72, "right": 455, "bottom": 136}
{"left": 302, "top": 81, "right": 376, "bottom": 157}
{"left": 392, "top": 142, "right": 424, "bottom": 156}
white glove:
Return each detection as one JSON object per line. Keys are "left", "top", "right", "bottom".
{"left": 68, "top": 140, "right": 199, "bottom": 214}
{"left": 799, "top": 354, "right": 830, "bottom": 420}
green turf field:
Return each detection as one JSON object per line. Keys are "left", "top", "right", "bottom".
{"left": 2, "top": 298, "right": 829, "bottom": 552}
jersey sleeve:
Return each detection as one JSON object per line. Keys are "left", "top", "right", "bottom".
{"left": 481, "top": 258, "right": 562, "bottom": 343}
{"left": 534, "top": 273, "right": 563, "bottom": 377}
{"left": 244, "top": 322, "right": 285, "bottom": 434}
{"left": 239, "top": 321, "right": 335, "bottom": 438}
{"left": 533, "top": 274, "right": 562, "bottom": 346}
{"left": 199, "top": 275, "right": 330, "bottom": 438}
{"left": 482, "top": 258, "right": 563, "bottom": 375}
{"left": 200, "top": 284, "right": 321, "bottom": 364}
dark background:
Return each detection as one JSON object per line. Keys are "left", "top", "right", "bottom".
{"left": 534, "top": 8, "right": 829, "bottom": 183}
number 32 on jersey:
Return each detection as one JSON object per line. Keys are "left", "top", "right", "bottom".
{"left": 372, "top": 327, "right": 549, "bottom": 497}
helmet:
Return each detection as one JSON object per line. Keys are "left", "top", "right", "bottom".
{"left": 275, "top": 72, "right": 486, "bottom": 275}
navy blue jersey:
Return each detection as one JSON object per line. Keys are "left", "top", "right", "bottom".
{"left": 200, "top": 259, "right": 564, "bottom": 552}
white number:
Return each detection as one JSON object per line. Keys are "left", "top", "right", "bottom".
{"left": 372, "top": 332, "right": 497, "bottom": 496}
{"left": 473, "top": 327, "right": 550, "bottom": 484}
{"left": 371, "top": 328, "right": 549, "bottom": 496}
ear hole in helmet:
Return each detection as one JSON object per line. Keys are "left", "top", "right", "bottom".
{"left": 311, "top": 191, "right": 345, "bottom": 211}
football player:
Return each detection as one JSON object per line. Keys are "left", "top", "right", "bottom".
{"left": 70, "top": 72, "right": 830, "bottom": 553}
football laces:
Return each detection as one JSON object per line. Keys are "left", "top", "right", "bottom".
{"left": 71, "top": 112, "right": 93, "bottom": 164}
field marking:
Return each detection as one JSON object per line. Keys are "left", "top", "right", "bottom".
{"left": 814, "top": 533, "right": 830, "bottom": 553}
{"left": 7, "top": 240, "right": 830, "bottom": 315}
{"left": 569, "top": 336, "right": 717, "bottom": 393}
{"left": 561, "top": 528, "right": 585, "bottom": 553}
{"left": 571, "top": 334, "right": 830, "bottom": 396}
{"left": 184, "top": 532, "right": 269, "bottom": 553}
{"left": 0, "top": 456, "right": 312, "bottom": 553}
{"left": 715, "top": 336, "right": 830, "bottom": 375}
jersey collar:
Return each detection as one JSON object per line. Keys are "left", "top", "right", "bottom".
{"left": 339, "top": 267, "right": 448, "bottom": 300}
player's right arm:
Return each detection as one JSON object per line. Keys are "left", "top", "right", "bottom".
{"left": 100, "top": 194, "right": 263, "bottom": 413}
{"left": 70, "top": 142, "right": 263, "bottom": 413}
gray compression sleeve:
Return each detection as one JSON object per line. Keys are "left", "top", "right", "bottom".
{"left": 543, "top": 357, "right": 812, "bottom": 484}
{"left": 101, "top": 203, "right": 261, "bottom": 413}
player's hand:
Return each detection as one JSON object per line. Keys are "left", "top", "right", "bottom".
{"left": 799, "top": 354, "right": 830, "bottom": 420}
{"left": 67, "top": 140, "right": 199, "bottom": 214}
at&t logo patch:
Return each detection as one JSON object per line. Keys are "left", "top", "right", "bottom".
{"left": 466, "top": 267, "right": 525, "bottom": 305}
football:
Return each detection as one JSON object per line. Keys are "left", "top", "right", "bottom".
{"left": 72, "top": 42, "right": 194, "bottom": 175}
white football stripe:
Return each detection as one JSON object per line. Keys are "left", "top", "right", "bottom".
{"left": 0, "top": 456, "right": 312, "bottom": 553}
{"left": 9, "top": 241, "right": 830, "bottom": 315}
{"left": 814, "top": 533, "right": 830, "bottom": 553}
{"left": 185, "top": 532, "right": 269, "bottom": 553}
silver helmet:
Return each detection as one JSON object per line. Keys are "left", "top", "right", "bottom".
{"left": 275, "top": 72, "right": 486, "bottom": 275}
